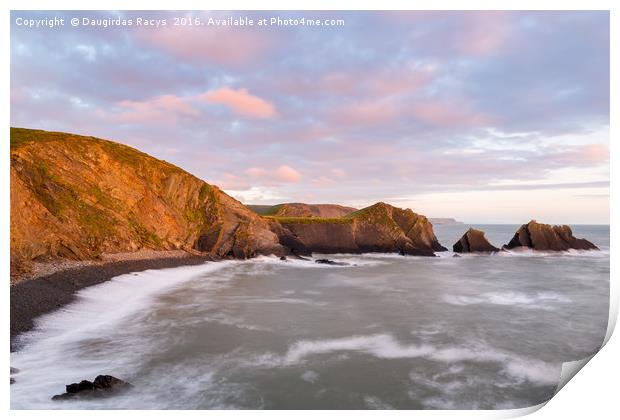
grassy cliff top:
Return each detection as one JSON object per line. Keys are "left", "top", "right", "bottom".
{"left": 264, "top": 215, "right": 353, "bottom": 225}
{"left": 10, "top": 127, "right": 195, "bottom": 178}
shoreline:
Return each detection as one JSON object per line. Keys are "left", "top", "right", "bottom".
{"left": 10, "top": 252, "right": 209, "bottom": 352}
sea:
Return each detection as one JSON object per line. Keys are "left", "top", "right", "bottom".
{"left": 10, "top": 224, "right": 610, "bottom": 410}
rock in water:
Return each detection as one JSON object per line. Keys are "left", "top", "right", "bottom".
{"left": 52, "top": 375, "right": 132, "bottom": 400}
{"left": 453, "top": 228, "right": 499, "bottom": 253}
{"left": 314, "top": 259, "right": 348, "bottom": 266}
{"left": 504, "top": 220, "right": 598, "bottom": 251}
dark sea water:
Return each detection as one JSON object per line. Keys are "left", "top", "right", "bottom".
{"left": 11, "top": 225, "right": 610, "bottom": 409}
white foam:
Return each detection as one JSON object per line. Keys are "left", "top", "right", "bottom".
{"left": 10, "top": 261, "right": 237, "bottom": 409}
{"left": 250, "top": 333, "right": 561, "bottom": 387}
{"left": 497, "top": 248, "right": 609, "bottom": 258}
{"left": 364, "top": 395, "right": 394, "bottom": 409}
{"left": 252, "top": 254, "right": 385, "bottom": 268}
{"left": 443, "top": 291, "right": 572, "bottom": 309}
{"left": 301, "top": 370, "right": 319, "bottom": 383}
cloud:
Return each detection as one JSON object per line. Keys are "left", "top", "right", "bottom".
{"left": 411, "top": 100, "right": 491, "bottom": 127}
{"left": 456, "top": 11, "right": 513, "bottom": 55}
{"left": 137, "top": 16, "right": 272, "bottom": 66}
{"left": 276, "top": 165, "right": 301, "bottom": 182}
{"left": 544, "top": 144, "right": 609, "bottom": 167}
{"left": 330, "top": 100, "right": 400, "bottom": 126}
{"left": 213, "top": 173, "right": 252, "bottom": 191}
{"left": 200, "top": 87, "right": 276, "bottom": 119}
{"left": 10, "top": 11, "right": 610, "bottom": 223}
{"left": 245, "top": 165, "right": 301, "bottom": 184}
{"left": 113, "top": 94, "right": 199, "bottom": 124}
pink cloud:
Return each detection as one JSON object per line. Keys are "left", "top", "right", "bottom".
{"left": 276, "top": 165, "right": 301, "bottom": 182}
{"left": 411, "top": 100, "right": 490, "bottom": 127}
{"left": 330, "top": 100, "right": 401, "bottom": 126}
{"left": 200, "top": 87, "right": 276, "bottom": 119}
{"left": 280, "top": 65, "right": 436, "bottom": 99}
{"left": 458, "top": 12, "right": 512, "bottom": 55}
{"left": 383, "top": 11, "right": 513, "bottom": 57}
{"left": 331, "top": 168, "right": 346, "bottom": 178}
{"left": 245, "top": 165, "right": 301, "bottom": 184}
{"left": 137, "top": 22, "right": 272, "bottom": 66}
{"left": 246, "top": 167, "right": 266, "bottom": 178}
{"left": 547, "top": 144, "right": 609, "bottom": 166}
{"left": 114, "top": 94, "right": 199, "bottom": 124}
{"left": 214, "top": 173, "right": 252, "bottom": 191}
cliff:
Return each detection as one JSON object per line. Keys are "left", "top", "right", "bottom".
{"left": 10, "top": 128, "right": 286, "bottom": 276}
{"left": 247, "top": 203, "right": 357, "bottom": 218}
{"left": 11, "top": 128, "right": 454, "bottom": 278}
{"left": 271, "top": 202, "right": 447, "bottom": 256}
{"left": 503, "top": 220, "right": 598, "bottom": 251}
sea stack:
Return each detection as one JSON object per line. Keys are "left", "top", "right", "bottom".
{"left": 453, "top": 228, "right": 500, "bottom": 253}
{"left": 276, "top": 202, "right": 447, "bottom": 256}
{"left": 503, "top": 220, "right": 598, "bottom": 251}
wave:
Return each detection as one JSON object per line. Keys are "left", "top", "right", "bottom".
{"left": 435, "top": 248, "right": 609, "bottom": 259}
{"left": 15, "top": 261, "right": 237, "bottom": 348}
{"left": 251, "top": 254, "right": 387, "bottom": 268}
{"left": 249, "top": 333, "right": 561, "bottom": 386}
{"left": 442, "top": 291, "right": 571, "bottom": 309}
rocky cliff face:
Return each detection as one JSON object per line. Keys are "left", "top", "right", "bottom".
{"left": 10, "top": 128, "right": 286, "bottom": 275}
{"left": 504, "top": 220, "right": 598, "bottom": 251}
{"left": 11, "top": 128, "right": 452, "bottom": 276}
{"left": 248, "top": 203, "right": 357, "bottom": 218}
{"left": 275, "top": 202, "right": 446, "bottom": 256}
{"left": 453, "top": 228, "right": 499, "bottom": 253}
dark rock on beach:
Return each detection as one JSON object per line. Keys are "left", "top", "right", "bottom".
{"left": 52, "top": 375, "right": 132, "bottom": 401}
{"left": 315, "top": 259, "right": 348, "bottom": 266}
{"left": 504, "top": 220, "right": 598, "bottom": 251}
{"left": 453, "top": 228, "right": 500, "bottom": 253}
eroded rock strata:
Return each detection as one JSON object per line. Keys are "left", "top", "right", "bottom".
{"left": 504, "top": 220, "right": 598, "bottom": 251}
{"left": 276, "top": 202, "right": 447, "bottom": 256}
{"left": 10, "top": 128, "right": 289, "bottom": 278}
{"left": 453, "top": 228, "right": 500, "bottom": 253}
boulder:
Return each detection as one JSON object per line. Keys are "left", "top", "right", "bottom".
{"left": 504, "top": 220, "right": 598, "bottom": 251}
{"left": 453, "top": 228, "right": 499, "bottom": 253}
{"left": 52, "top": 375, "right": 132, "bottom": 401}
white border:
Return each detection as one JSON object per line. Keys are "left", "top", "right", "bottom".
{"left": 2, "top": 1, "right": 616, "bottom": 419}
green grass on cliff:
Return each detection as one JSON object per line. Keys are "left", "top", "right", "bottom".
{"left": 10, "top": 127, "right": 64, "bottom": 149}
{"left": 247, "top": 204, "right": 284, "bottom": 216}
{"left": 11, "top": 127, "right": 183, "bottom": 175}
{"left": 264, "top": 216, "right": 353, "bottom": 225}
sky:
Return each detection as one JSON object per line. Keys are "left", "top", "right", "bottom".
{"left": 10, "top": 10, "right": 610, "bottom": 224}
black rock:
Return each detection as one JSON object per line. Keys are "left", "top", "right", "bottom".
{"left": 314, "top": 259, "right": 348, "bottom": 266}
{"left": 280, "top": 256, "right": 287, "bottom": 261}
{"left": 93, "top": 375, "right": 130, "bottom": 390}
{"left": 66, "top": 380, "right": 95, "bottom": 393}
{"left": 52, "top": 375, "right": 132, "bottom": 401}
